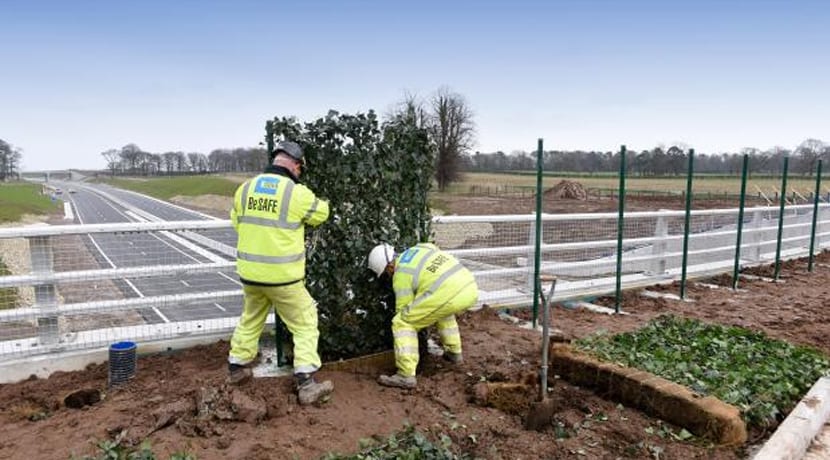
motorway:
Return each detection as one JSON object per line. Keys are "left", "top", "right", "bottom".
{"left": 57, "top": 181, "right": 243, "bottom": 324}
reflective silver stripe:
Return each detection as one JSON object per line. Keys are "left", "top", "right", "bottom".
{"left": 393, "top": 330, "right": 418, "bottom": 338}
{"left": 396, "top": 267, "right": 418, "bottom": 276}
{"left": 237, "top": 251, "right": 305, "bottom": 264}
{"left": 239, "top": 181, "right": 252, "bottom": 216}
{"left": 394, "top": 287, "right": 413, "bottom": 300}
{"left": 279, "top": 180, "right": 294, "bottom": 223}
{"left": 237, "top": 215, "right": 301, "bottom": 230}
{"left": 394, "top": 346, "right": 419, "bottom": 354}
{"left": 439, "top": 327, "right": 459, "bottom": 336}
{"left": 302, "top": 198, "right": 319, "bottom": 222}
{"left": 404, "top": 264, "right": 465, "bottom": 316}
{"left": 228, "top": 356, "right": 254, "bottom": 366}
{"left": 293, "top": 364, "right": 319, "bottom": 374}
{"left": 410, "top": 248, "right": 437, "bottom": 291}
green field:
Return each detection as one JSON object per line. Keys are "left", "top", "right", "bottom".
{"left": 0, "top": 182, "right": 61, "bottom": 223}
{"left": 447, "top": 172, "right": 826, "bottom": 197}
{"left": 101, "top": 171, "right": 827, "bottom": 206}
{"left": 103, "top": 176, "right": 240, "bottom": 200}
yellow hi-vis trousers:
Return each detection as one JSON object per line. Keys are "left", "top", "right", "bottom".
{"left": 228, "top": 283, "right": 322, "bottom": 375}
{"left": 391, "top": 285, "right": 478, "bottom": 377}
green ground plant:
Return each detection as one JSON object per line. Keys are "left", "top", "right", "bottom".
{"left": 323, "top": 425, "right": 469, "bottom": 460}
{"left": 575, "top": 315, "right": 830, "bottom": 428}
{"left": 0, "top": 182, "right": 60, "bottom": 222}
{"left": 70, "top": 439, "right": 194, "bottom": 460}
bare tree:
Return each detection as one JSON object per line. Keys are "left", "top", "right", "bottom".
{"left": 174, "top": 151, "right": 188, "bottom": 172}
{"left": 795, "top": 139, "right": 826, "bottom": 175}
{"left": 429, "top": 87, "right": 475, "bottom": 191}
{"left": 119, "top": 143, "right": 144, "bottom": 172}
{"left": 388, "top": 91, "right": 430, "bottom": 129}
{"left": 101, "top": 149, "right": 120, "bottom": 177}
{"left": 187, "top": 152, "right": 207, "bottom": 172}
{"left": 0, "top": 140, "right": 23, "bottom": 181}
{"left": 161, "top": 152, "right": 178, "bottom": 172}
{"left": 0, "top": 139, "right": 11, "bottom": 181}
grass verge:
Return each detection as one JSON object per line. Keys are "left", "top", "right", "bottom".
{"left": 102, "top": 176, "right": 239, "bottom": 200}
{"left": 0, "top": 182, "right": 61, "bottom": 223}
{"left": 574, "top": 315, "right": 830, "bottom": 428}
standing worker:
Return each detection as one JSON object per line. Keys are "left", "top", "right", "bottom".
{"left": 227, "top": 140, "right": 333, "bottom": 406}
{"left": 367, "top": 242, "right": 479, "bottom": 389}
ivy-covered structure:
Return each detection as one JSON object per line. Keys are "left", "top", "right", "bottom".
{"left": 266, "top": 110, "right": 436, "bottom": 360}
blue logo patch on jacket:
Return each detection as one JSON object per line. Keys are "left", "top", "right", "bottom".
{"left": 399, "top": 248, "right": 419, "bottom": 264}
{"left": 254, "top": 177, "right": 279, "bottom": 195}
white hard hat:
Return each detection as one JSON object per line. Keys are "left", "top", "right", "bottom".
{"left": 367, "top": 243, "right": 395, "bottom": 277}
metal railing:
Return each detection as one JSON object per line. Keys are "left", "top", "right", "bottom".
{"left": 2, "top": 202, "right": 829, "bottom": 362}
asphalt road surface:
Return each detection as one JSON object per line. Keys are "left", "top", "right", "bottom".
{"left": 58, "top": 181, "right": 243, "bottom": 325}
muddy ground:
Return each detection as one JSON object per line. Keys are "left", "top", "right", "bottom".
{"left": 1, "top": 193, "right": 828, "bottom": 459}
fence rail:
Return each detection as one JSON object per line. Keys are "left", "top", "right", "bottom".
{"left": 2, "top": 201, "right": 829, "bottom": 363}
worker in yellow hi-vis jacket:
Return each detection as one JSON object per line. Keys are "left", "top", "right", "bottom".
{"left": 367, "top": 242, "right": 479, "bottom": 388}
{"left": 227, "top": 140, "right": 333, "bottom": 405}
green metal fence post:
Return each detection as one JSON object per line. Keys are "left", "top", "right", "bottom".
{"left": 532, "top": 139, "right": 544, "bottom": 328}
{"left": 732, "top": 154, "right": 750, "bottom": 290}
{"left": 809, "top": 160, "right": 823, "bottom": 272}
{"left": 615, "top": 145, "right": 627, "bottom": 313}
{"left": 680, "top": 149, "right": 695, "bottom": 300}
{"left": 773, "top": 156, "right": 789, "bottom": 280}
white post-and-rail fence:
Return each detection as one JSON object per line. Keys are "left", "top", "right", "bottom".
{"left": 1, "top": 204, "right": 829, "bottom": 368}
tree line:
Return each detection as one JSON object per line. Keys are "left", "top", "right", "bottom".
{"left": 464, "top": 139, "right": 829, "bottom": 176}
{"left": 98, "top": 87, "right": 826, "bottom": 185}
{"left": 0, "top": 138, "right": 23, "bottom": 181}
{"left": 100, "top": 144, "right": 269, "bottom": 176}
{"left": 100, "top": 87, "right": 477, "bottom": 190}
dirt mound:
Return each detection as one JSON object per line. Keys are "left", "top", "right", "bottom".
{"left": 544, "top": 180, "right": 589, "bottom": 200}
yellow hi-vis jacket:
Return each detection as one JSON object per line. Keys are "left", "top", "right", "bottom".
{"left": 231, "top": 167, "right": 329, "bottom": 285}
{"left": 391, "top": 243, "right": 477, "bottom": 315}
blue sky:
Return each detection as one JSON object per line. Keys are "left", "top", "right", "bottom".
{"left": 1, "top": 0, "right": 828, "bottom": 171}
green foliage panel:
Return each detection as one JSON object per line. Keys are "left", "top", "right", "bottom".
{"left": 268, "top": 110, "right": 436, "bottom": 359}
{"left": 575, "top": 315, "right": 830, "bottom": 428}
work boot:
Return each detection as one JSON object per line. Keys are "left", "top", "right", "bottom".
{"left": 227, "top": 363, "right": 252, "bottom": 385}
{"left": 443, "top": 351, "right": 463, "bottom": 364}
{"left": 377, "top": 373, "right": 417, "bottom": 389}
{"left": 296, "top": 374, "right": 334, "bottom": 405}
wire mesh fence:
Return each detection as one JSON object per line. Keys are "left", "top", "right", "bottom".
{"left": 2, "top": 199, "right": 830, "bottom": 363}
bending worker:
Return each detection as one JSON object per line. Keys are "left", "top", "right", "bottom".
{"left": 227, "top": 140, "right": 333, "bottom": 406}
{"left": 367, "top": 242, "right": 479, "bottom": 389}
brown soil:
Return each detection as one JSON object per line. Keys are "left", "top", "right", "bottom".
{"left": 438, "top": 193, "right": 760, "bottom": 216}
{"left": 544, "top": 180, "right": 589, "bottom": 200}
{"left": 1, "top": 196, "right": 827, "bottom": 460}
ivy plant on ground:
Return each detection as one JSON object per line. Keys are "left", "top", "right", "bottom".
{"left": 574, "top": 315, "right": 830, "bottom": 428}
{"left": 70, "top": 439, "right": 194, "bottom": 460}
{"left": 322, "top": 424, "right": 470, "bottom": 460}
{"left": 267, "top": 109, "right": 436, "bottom": 360}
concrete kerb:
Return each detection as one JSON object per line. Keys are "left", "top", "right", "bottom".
{"left": 0, "top": 332, "right": 231, "bottom": 384}
{"left": 550, "top": 343, "right": 748, "bottom": 446}
{"left": 752, "top": 377, "right": 830, "bottom": 460}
